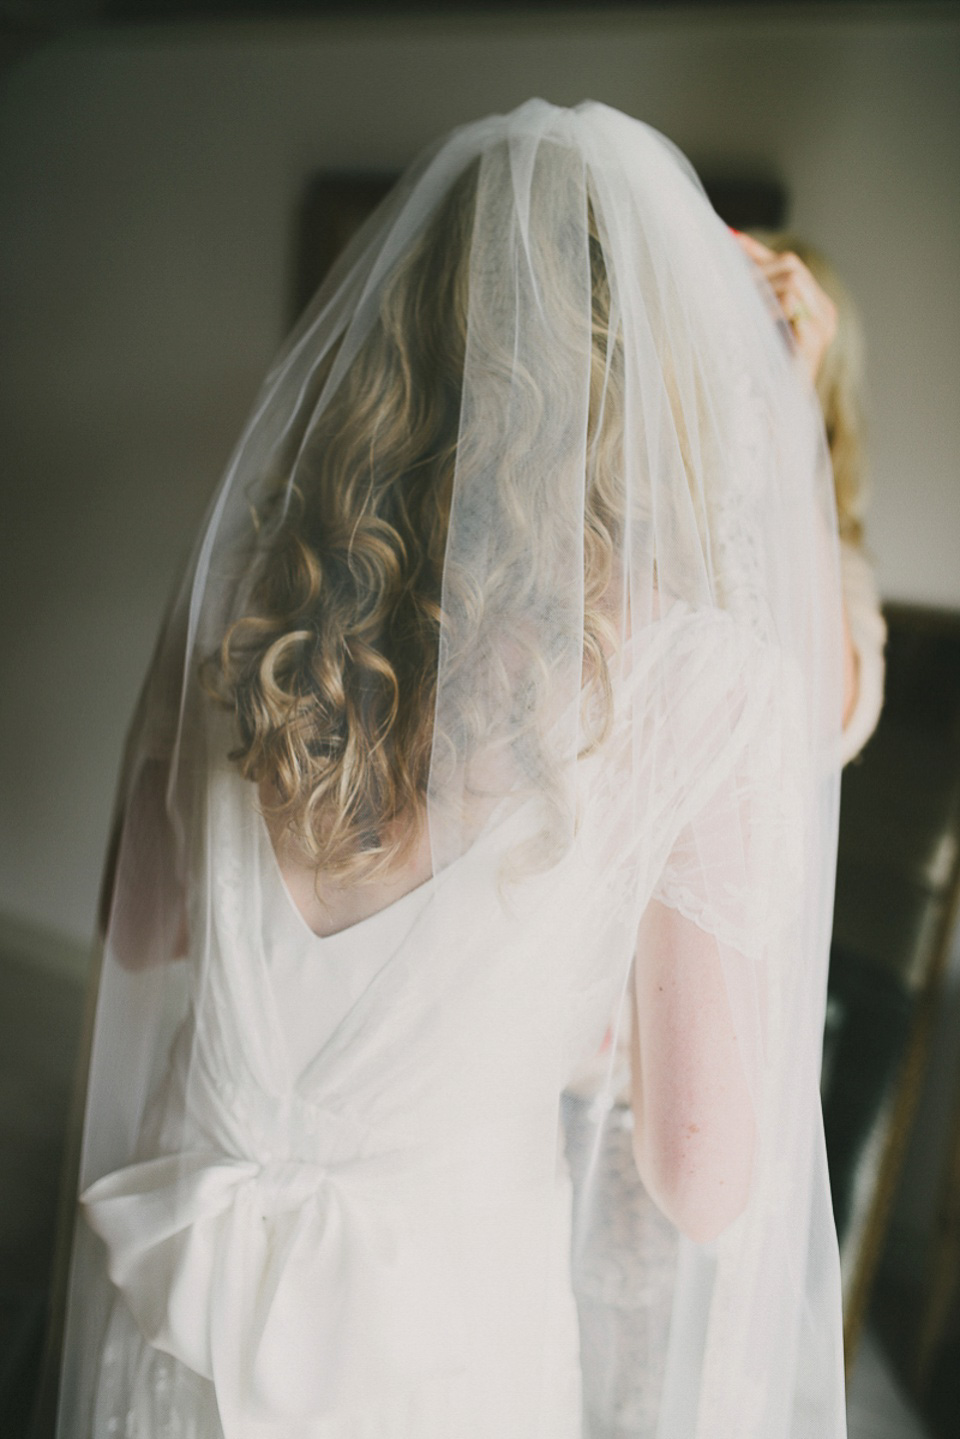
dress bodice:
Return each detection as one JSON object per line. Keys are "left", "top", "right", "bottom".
{"left": 257, "top": 810, "right": 435, "bottom": 1079}
{"left": 78, "top": 603, "right": 805, "bottom": 1438}
{"left": 82, "top": 756, "right": 626, "bottom": 1436}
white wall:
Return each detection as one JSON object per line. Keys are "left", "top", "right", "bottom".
{"left": 1, "top": 7, "right": 958, "bottom": 945}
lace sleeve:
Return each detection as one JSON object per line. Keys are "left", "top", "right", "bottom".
{"left": 651, "top": 624, "right": 807, "bottom": 962}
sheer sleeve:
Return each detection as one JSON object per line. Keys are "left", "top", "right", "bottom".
{"left": 650, "top": 631, "right": 806, "bottom": 961}
{"left": 621, "top": 612, "right": 808, "bottom": 1240}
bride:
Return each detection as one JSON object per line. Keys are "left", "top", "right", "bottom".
{"left": 54, "top": 100, "right": 847, "bottom": 1438}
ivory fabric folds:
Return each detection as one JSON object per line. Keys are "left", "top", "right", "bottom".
{"left": 57, "top": 101, "right": 846, "bottom": 1438}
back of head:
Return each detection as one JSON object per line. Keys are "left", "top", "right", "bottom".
{"left": 205, "top": 124, "right": 646, "bottom": 882}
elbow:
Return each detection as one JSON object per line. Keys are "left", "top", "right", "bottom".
{"left": 632, "top": 1120, "right": 755, "bottom": 1246}
{"left": 665, "top": 1176, "right": 750, "bottom": 1247}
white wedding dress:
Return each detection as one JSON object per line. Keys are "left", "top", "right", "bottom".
{"left": 79, "top": 601, "right": 795, "bottom": 1439}
{"left": 82, "top": 726, "right": 625, "bottom": 1438}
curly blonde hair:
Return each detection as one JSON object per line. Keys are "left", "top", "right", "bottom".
{"left": 206, "top": 166, "right": 625, "bottom": 883}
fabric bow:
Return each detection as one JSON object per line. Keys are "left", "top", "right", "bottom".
{"left": 82, "top": 1148, "right": 455, "bottom": 1431}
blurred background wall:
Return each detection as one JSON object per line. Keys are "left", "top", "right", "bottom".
{"left": 0, "top": 9, "right": 958, "bottom": 1424}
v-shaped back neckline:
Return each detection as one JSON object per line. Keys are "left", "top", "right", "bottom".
{"left": 254, "top": 797, "right": 437, "bottom": 950}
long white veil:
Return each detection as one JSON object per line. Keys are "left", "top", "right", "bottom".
{"left": 56, "top": 100, "right": 845, "bottom": 1438}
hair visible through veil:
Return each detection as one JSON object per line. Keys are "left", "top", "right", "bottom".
{"left": 52, "top": 99, "right": 846, "bottom": 1439}
{"left": 200, "top": 161, "right": 622, "bottom": 887}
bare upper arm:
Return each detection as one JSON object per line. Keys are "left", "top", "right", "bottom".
{"left": 629, "top": 898, "right": 756, "bottom": 1244}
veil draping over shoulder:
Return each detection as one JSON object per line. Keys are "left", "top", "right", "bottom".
{"left": 55, "top": 100, "right": 845, "bottom": 1438}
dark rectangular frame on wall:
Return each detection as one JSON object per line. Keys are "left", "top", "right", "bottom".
{"left": 294, "top": 174, "right": 395, "bottom": 323}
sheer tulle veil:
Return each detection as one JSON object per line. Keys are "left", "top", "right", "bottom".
{"left": 53, "top": 99, "right": 846, "bottom": 1438}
